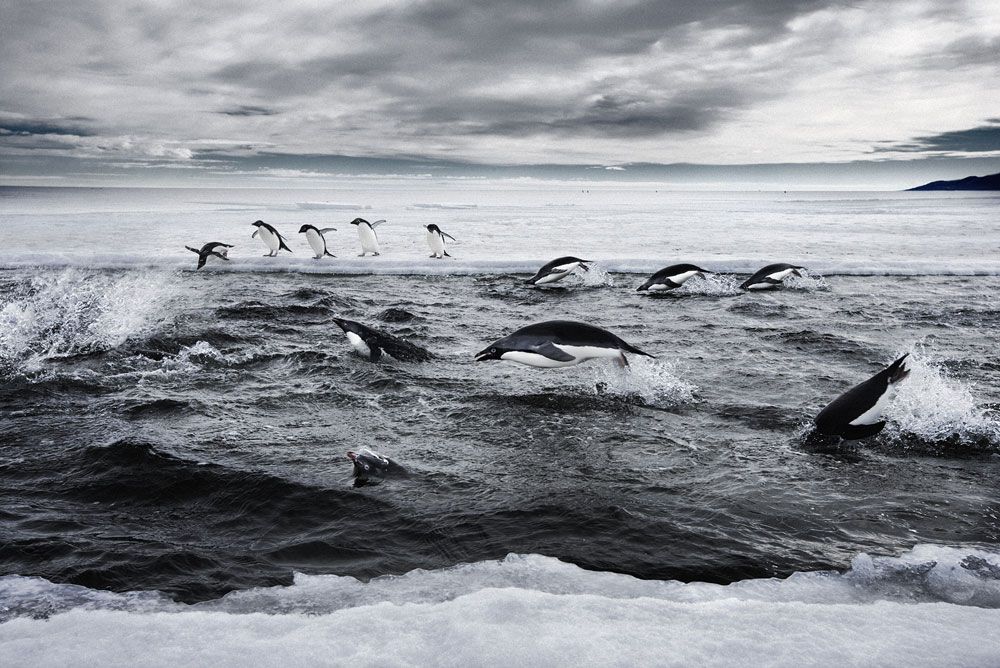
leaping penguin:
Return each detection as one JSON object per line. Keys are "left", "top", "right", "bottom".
{"left": 813, "top": 354, "right": 911, "bottom": 440}
{"left": 425, "top": 224, "right": 456, "bottom": 258}
{"left": 251, "top": 220, "right": 292, "bottom": 257}
{"left": 526, "top": 256, "right": 592, "bottom": 286}
{"left": 185, "top": 242, "right": 233, "bottom": 270}
{"left": 299, "top": 224, "right": 337, "bottom": 259}
{"left": 350, "top": 218, "right": 385, "bottom": 256}
{"left": 636, "top": 264, "right": 713, "bottom": 292}
{"left": 475, "top": 320, "right": 654, "bottom": 368}
{"left": 332, "top": 317, "right": 432, "bottom": 362}
{"left": 740, "top": 263, "right": 804, "bottom": 290}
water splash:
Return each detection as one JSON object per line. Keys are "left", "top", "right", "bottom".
{"left": 573, "top": 263, "right": 615, "bottom": 287}
{"left": 884, "top": 349, "right": 999, "bottom": 448}
{"left": 0, "top": 269, "right": 177, "bottom": 374}
{"left": 589, "top": 357, "right": 696, "bottom": 406}
{"left": 676, "top": 273, "right": 741, "bottom": 296}
{"left": 784, "top": 268, "right": 829, "bottom": 291}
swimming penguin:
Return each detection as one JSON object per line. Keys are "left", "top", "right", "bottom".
{"left": 526, "top": 256, "right": 592, "bottom": 286}
{"left": 185, "top": 242, "right": 233, "bottom": 270}
{"left": 251, "top": 220, "right": 292, "bottom": 257}
{"left": 347, "top": 449, "right": 408, "bottom": 487}
{"left": 813, "top": 354, "right": 911, "bottom": 440}
{"left": 350, "top": 218, "right": 386, "bottom": 256}
{"left": 425, "top": 224, "right": 456, "bottom": 258}
{"left": 636, "top": 264, "right": 713, "bottom": 292}
{"left": 299, "top": 224, "right": 337, "bottom": 259}
{"left": 475, "top": 320, "right": 655, "bottom": 368}
{"left": 332, "top": 317, "right": 432, "bottom": 362}
{"left": 740, "top": 263, "right": 804, "bottom": 290}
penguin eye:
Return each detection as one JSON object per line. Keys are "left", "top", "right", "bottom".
{"left": 491, "top": 348, "right": 497, "bottom": 354}
{"left": 363, "top": 464, "right": 370, "bottom": 471}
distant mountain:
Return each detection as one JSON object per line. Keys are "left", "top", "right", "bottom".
{"left": 907, "top": 172, "right": 1000, "bottom": 191}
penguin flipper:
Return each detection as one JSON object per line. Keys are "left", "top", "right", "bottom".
{"left": 840, "top": 422, "right": 887, "bottom": 440}
{"left": 370, "top": 220, "right": 386, "bottom": 228}
{"left": 320, "top": 228, "right": 337, "bottom": 233}
{"left": 185, "top": 246, "right": 201, "bottom": 255}
{"left": 251, "top": 230, "right": 259, "bottom": 239}
{"left": 196, "top": 255, "right": 207, "bottom": 269}
{"left": 442, "top": 232, "right": 457, "bottom": 242}
{"left": 368, "top": 345, "right": 382, "bottom": 363}
{"left": 578, "top": 263, "right": 591, "bottom": 272}
{"left": 210, "top": 251, "right": 230, "bottom": 262}
{"left": 532, "top": 342, "right": 575, "bottom": 362}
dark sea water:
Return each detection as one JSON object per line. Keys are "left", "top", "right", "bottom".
{"left": 2, "top": 267, "right": 998, "bottom": 604}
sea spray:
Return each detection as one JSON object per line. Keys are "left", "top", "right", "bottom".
{"left": 590, "top": 357, "right": 696, "bottom": 406}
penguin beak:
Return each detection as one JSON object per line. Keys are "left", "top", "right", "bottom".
{"left": 475, "top": 347, "right": 498, "bottom": 362}
{"left": 346, "top": 451, "right": 357, "bottom": 462}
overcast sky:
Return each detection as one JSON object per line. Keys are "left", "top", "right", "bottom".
{"left": 1, "top": 0, "right": 998, "bottom": 185}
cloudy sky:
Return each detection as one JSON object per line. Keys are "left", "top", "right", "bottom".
{"left": 1, "top": 0, "right": 999, "bottom": 186}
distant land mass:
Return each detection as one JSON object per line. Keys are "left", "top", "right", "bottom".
{"left": 907, "top": 172, "right": 1000, "bottom": 191}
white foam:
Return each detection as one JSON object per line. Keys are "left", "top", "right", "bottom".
{"left": 884, "top": 350, "right": 1000, "bottom": 446}
{"left": 590, "top": 356, "right": 697, "bottom": 406}
{"left": 1, "top": 546, "right": 999, "bottom": 667}
{"left": 783, "top": 267, "right": 830, "bottom": 291}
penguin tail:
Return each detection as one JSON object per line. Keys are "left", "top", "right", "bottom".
{"left": 621, "top": 340, "right": 656, "bottom": 359}
{"left": 280, "top": 240, "right": 293, "bottom": 252}
{"left": 443, "top": 250, "right": 451, "bottom": 257}
{"left": 888, "top": 353, "right": 910, "bottom": 384}
{"left": 325, "top": 250, "right": 336, "bottom": 257}
{"left": 185, "top": 246, "right": 200, "bottom": 254}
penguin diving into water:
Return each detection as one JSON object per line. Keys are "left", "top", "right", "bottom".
{"left": 636, "top": 264, "right": 713, "bottom": 292}
{"left": 250, "top": 220, "right": 292, "bottom": 257}
{"left": 347, "top": 449, "right": 408, "bottom": 487}
{"left": 425, "top": 224, "right": 456, "bottom": 258}
{"left": 526, "top": 256, "right": 592, "bottom": 286}
{"left": 332, "top": 317, "right": 432, "bottom": 362}
{"left": 813, "top": 354, "right": 911, "bottom": 440}
{"left": 350, "top": 218, "right": 386, "bottom": 256}
{"left": 476, "top": 320, "right": 654, "bottom": 368}
{"left": 299, "top": 224, "right": 337, "bottom": 259}
{"left": 185, "top": 242, "right": 233, "bottom": 270}
{"left": 740, "top": 263, "right": 805, "bottom": 290}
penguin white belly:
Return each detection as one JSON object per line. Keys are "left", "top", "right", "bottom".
{"left": 500, "top": 351, "right": 582, "bottom": 368}
{"left": 669, "top": 270, "right": 699, "bottom": 285}
{"left": 305, "top": 229, "right": 325, "bottom": 258}
{"left": 535, "top": 263, "right": 580, "bottom": 284}
{"left": 746, "top": 281, "right": 777, "bottom": 290}
{"left": 345, "top": 332, "right": 371, "bottom": 358}
{"left": 849, "top": 386, "right": 896, "bottom": 426}
{"left": 766, "top": 268, "right": 796, "bottom": 282}
{"left": 358, "top": 225, "right": 380, "bottom": 254}
{"left": 427, "top": 231, "right": 445, "bottom": 257}
{"left": 646, "top": 283, "right": 670, "bottom": 292}
{"left": 257, "top": 228, "right": 280, "bottom": 253}
{"left": 554, "top": 344, "right": 623, "bottom": 362}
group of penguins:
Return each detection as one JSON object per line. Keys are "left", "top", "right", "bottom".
{"left": 186, "top": 219, "right": 911, "bottom": 486}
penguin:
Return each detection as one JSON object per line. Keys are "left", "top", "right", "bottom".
{"left": 185, "top": 242, "right": 233, "bottom": 270}
{"left": 350, "top": 218, "right": 386, "bottom": 256}
{"left": 250, "top": 220, "right": 292, "bottom": 257}
{"left": 740, "top": 263, "right": 804, "bottom": 290}
{"left": 425, "top": 224, "right": 456, "bottom": 258}
{"left": 298, "top": 224, "right": 337, "bottom": 259}
{"left": 332, "top": 317, "right": 432, "bottom": 362}
{"left": 636, "top": 264, "right": 713, "bottom": 292}
{"left": 347, "top": 449, "right": 408, "bottom": 487}
{"left": 813, "top": 354, "right": 911, "bottom": 440}
{"left": 526, "top": 256, "right": 592, "bottom": 286}
{"left": 475, "top": 320, "right": 655, "bottom": 368}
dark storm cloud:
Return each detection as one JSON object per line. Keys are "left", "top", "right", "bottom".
{"left": 217, "top": 105, "right": 280, "bottom": 117}
{"left": 873, "top": 121, "right": 1000, "bottom": 154}
{"left": 0, "top": 120, "right": 95, "bottom": 137}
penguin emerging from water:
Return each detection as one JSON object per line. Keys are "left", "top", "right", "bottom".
{"left": 475, "top": 320, "right": 654, "bottom": 368}
{"left": 425, "top": 224, "right": 456, "bottom": 258}
{"left": 350, "top": 218, "right": 385, "bottom": 256}
{"left": 185, "top": 242, "right": 233, "bottom": 270}
{"left": 636, "top": 264, "right": 713, "bottom": 292}
{"left": 347, "top": 449, "right": 408, "bottom": 487}
{"left": 740, "top": 263, "right": 804, "bottom": 290}
{"left": 526, "top": 256, "right": 592, "bottom": 286}
{"left": 332, "top": 317, "right": 432, "bottom": 362}
{"left": 813, "top": 354, "right": 911, "bottom": 440}
{"left": 299, "top": 224, "right": 337, "bottom": 259}
{"left": 251, "top": 220, "right": 292, "bottom": 257}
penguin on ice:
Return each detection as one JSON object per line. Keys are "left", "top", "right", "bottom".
{"left": 425, "top": 224, "right": 456, "bottom": 258}
{"left": 250, "top": 220, "right": 292, "bottom": 257}
{"left": 526, "top": 256, "right": 592, "bottom": 286}
{"left": 332, "top": 317, "right": 432, "bottom": 362}
{"left": 636, "top": 264, "right": 713, "bottom": 292}
{"left": 298, "top": 224, "right": 337, "bottom": 259}
{"left": 740, "top": 263, "right": 804, "bottom": 290}
{"left": 813, "top": 354, "right": 911, "bottom": 440}
{"left": 185, "top": 242, "right": 233, "bottom": 270}
{"left": 475, "top": 320, "right": 654, "bottom": 368}
{"left": 350, "top": 218, "right": 386, "bottom": 256}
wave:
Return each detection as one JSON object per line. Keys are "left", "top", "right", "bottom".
{"left": 3, "top": 253, "right": 1000, "bottom": 276}
{"left": 1, "top": 545, "right": 999, "bottom": 665}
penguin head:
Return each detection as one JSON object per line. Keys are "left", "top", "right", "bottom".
{"left": 426, "top": 224, "right": 440, "bottom": 233}
{"left": 349, "top": 218, "right": 367, "bottom": 226}
{"left": 474, "top": 340, "right": 509, "bottom": 362}
{"left": 298, "top": 224, "right": 312, "bottom": 234}
{"left": 347, "top": 449, "right": 392, "bottom": 485}
{"left": 251, "top": 220, "right": 265, "bottom": 227}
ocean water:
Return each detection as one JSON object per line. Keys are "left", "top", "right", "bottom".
{"left": 1, "top": 183, "right": 1000, "bottom": 665}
